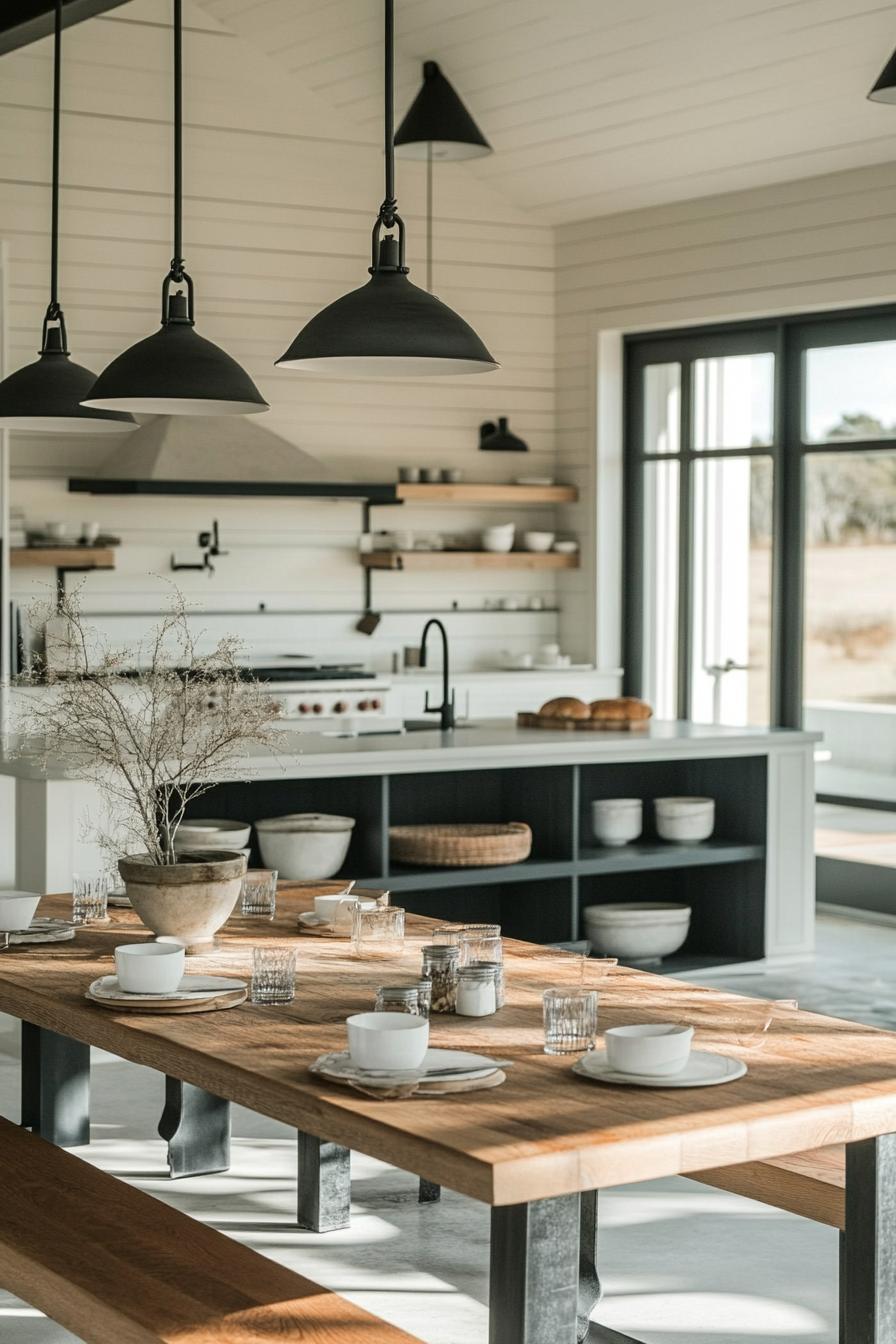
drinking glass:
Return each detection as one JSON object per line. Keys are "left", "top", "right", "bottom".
{"left": 352, "top": 904, "right": 405, "bottom": 959}
{"left": 251, "top": 945, "right": 296, "bottom": 1004}
{"left": 432, "top": 924, "right": 464, "bottom": 946}
{"left": 72, "top": 873, "right": 110, "bottom": 926}
{"left": 458, "top": 923, "right": 502, "bottom": 967}
{"left": 240, "top": 868, "right": 278, "bottom": 919}
{"left": 543, "top": 988, "right": 598, "bottom": 1055}
{"left": 728, "top": 998, "right": 799, "bottom": 1052}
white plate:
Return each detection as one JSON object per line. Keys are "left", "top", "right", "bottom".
{"left": 311, "top": 1047, "right": 504, "bottom": 1086}
{"left": 573, "top": 1048, "right": 746, "bottom": 1088}
{"left": 532, "top": 662, "right": 594, "bottom": 672}
{"left": 89, "top": 974, "right": 246, "bottom": 1002}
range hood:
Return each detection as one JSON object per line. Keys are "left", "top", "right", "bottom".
{"left": 69, "top": 415, "right": 398, "bottom": 501}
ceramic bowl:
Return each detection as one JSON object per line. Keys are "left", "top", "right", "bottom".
{"left": 522, "top": 530, "right": 555, "bottom": 553}
{"left": 604, "top": 1023, "right": 694, "bottom": 1077}
{"left": 256, "top": 813, "right": 355, "bottom": 880}
{"left": 174, "top": 818, "right": 252, "bottom": 851}
{"left": 481, "top": 525, "right": 515, "bottom": 554}
{"left": 0, "top": 891, "right": 41, "bottom": 932}
{"left": 114, "top": 942, "right": 186, "bottom": 994}
{"left": 591, "top": 798, "right": 643, "bottom": 847}
{"left": 346, "top": 1011, "right": 430, "bottom": 1071}
{"left": 552, "top": 540, "right": 579, "bottom": 554}
{"left": 582, "top": 902, "right": 691, "bottom": 960}
{"left": 654, "top": 797, "right": 715, "bottom": 843}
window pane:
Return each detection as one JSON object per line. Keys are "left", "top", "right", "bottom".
{"left": 693, "top": 352, "right": 774, "bottom": 449}
{"left": 689, "top": 457, "right": 773, "bottom": 726}
{"left": 804, "top": 451, "right": 896, "bottom": 704}
{"left": 642, "top": 459, "right": 679, "bottom": 718}
{"left": 642, "top": 363, "right": 680, "bottom": 454}
{"left": 804, "top": 341, "right": 896, "bottom": 444}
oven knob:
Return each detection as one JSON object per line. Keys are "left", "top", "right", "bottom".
{"left": 357, "top": 699, "right": 370, "bottom": 711}
{"left": 298, "top": 702, "right": 311, "bottom": 714}
{"left": 333, "top": 701, "right": 348, "bottom": 714}
{"left": 312, "top": 702, "right": 324, "bottom": 714}
{"left": 370, "top": 697, "right": 382, "bottom": 710}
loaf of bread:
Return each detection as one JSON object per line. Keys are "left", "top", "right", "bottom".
{"left": 589, "top": 697, "right": 652, "bottom": 723}
{"left": 539, "top": 696, "right": 591, "bottom": 720}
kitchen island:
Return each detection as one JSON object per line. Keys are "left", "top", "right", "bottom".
{"left": 2, "top": 720, "right": 819, "bottom": 976}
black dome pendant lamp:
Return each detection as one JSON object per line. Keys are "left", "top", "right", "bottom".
{"left": 0, "top": 0, "right": 136, "bottom": 434}
{"left": 395, "top": 59, "right": 492, "bottom": 292}
{"left": 82, "top": 0, "right": 268, "bottom": 416}
{"left": 275, "top": 0, "right": 497, "bottom": 378}
{"left": 869, "top": 50, "right": 896, "bottom": 103}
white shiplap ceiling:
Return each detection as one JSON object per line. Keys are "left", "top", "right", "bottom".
{"left": 199, "top": 0, "right": 896, "bottom": 224}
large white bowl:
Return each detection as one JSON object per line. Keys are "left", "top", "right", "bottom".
{"left": 256, "top": 813, "right": 355, "bottom": 880}
{"left": 604, "top": 1023, "right": 694, "bottom": 1077}
{"left": 654, "top": 797, "right": 715, "bottom": 844}
{"left": 522, "top": 530, "right": 555, "bottom": 553}
{"left": 0, "top": 891, "right": 41, "bottom": 932}
{"left": 481, "top": 524, "right": 515, "bottom": 553}
{"left": 583, "top": 902, "right": 691, "bottom": 960}
{"left": 114, "top": 942, "right": 185, "bottom": 994}
{"left": 346, "top": 1011, "right": 429, "bottom": 1071}
{"left": 174, "top": 818, "right": 252, "bottom": 851}
{"left": 592, "top": 798, "right": 642, "bottom": 847}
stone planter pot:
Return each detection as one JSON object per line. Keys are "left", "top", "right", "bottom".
{"left": 118, "top": 850, "right": 247, "bottom": 954}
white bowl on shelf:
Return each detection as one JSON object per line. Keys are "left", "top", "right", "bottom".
{"left": 552, "top": 540, "right": 579, "bottom": 554}
{"left": 583, "top": 902, "right": 691, "bottom": 961}
{"left": 174, "top": 818, "right": 252, "bottom": 852}
{"left": 256, "top": 813, "right": 355, "bottom": 880}
{"left": 522, "top": 530, "right": 555, "bottom": 553}
{"left": 346, "top": 1012, "right": 430, "bottom": 1071}
{"left": 654, "top": 797, "right": 715, "bottom": 844}
{"left": 591, "top": 799, "right": 642, "bottom": 847}
{"left": 604, "top": 1023, "right": 694, "bottom": 1077}
{"left": 481, "top": 523, "right": 515, "bottom": 553}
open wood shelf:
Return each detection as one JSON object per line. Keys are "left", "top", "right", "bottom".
{"left": 362, "top": 550, "right": 579, "bottom": 571}
{"left": 395, "top": 483, "right": 577, "bottom": 504}
{"left": 10, "top": 547, "right": 116, "bottom": 570}
{"left": 577, "top": 840, "right": 765, "bottom": 875}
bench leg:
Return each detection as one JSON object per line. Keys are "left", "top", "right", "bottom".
{"left": 296, "top": 1131, "right": 350, "bottom": 1232}
{"left": 20, "top": 1022, "right": 90, "bottom": 1148}
{"left": 418, "top": 1177, "right": 441, "bottom": 1203}
{"left": 158, "top": 1077, "right": 230, "bottom": 1178}
{"left": 841, "top": 1132, "right": 896, "bottom": 1343}
{"left": 578, "top": 1189, "right": 602, "bottom": 1341}
{"left": 490, "top": 1194, "right": 580, "bottom": 1344}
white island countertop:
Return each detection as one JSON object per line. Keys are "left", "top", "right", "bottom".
{"left": 0, "top": 719, "right": 820, "bottom": 782}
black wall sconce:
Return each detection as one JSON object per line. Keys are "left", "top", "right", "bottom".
{"left": 478, "top": 417, "right": 528, "bottom": 452}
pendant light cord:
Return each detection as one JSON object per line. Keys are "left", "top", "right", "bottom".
{"left": 170, "top": 0, "right": 184, "bottom": 281}
{"left": 48, "top": 0, "right": 61, "bottom": 318}
{"left": 380, "top": 0, "right": 396, "bottom": 228}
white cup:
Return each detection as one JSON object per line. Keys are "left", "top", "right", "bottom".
{"left": 604, "top": 1023, "right": 694, "bottom": 1077}
{"left": 314, "top": 894, "right": 375, "bottom": 924}
{"left": 115, "top": 942, "right": 186, "bottom": 994}
{"left": 346, "top": 1012, "right": 430, "bottom": 1071}
{"left": 592, "top": 799, "right": 643, "bottom": 847}
{"left": 0, "top": 891, "right": 40, "bottom": 932}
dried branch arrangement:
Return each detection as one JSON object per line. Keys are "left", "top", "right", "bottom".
{"left": 16, "top": 586, "right": 281, "bottom": 866}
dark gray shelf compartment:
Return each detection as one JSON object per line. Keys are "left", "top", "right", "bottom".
{"left": 578, "top": 840, "right": 765, "bottom": 875}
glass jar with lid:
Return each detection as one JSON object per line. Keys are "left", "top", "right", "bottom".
{"left": 470, "top": 958, "right": 505, "bottom": 1009}
{"left": 420, "top": 943, "right": 460, "bottom": 1013}
{"left": 456, "top": 964, "right": 498, "bottom": 1017}
{"left": 375, "top": 985, "right": 421, "bottom": 1015}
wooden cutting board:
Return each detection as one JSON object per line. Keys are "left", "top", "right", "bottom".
{"left": 86, "top": 987, "right": 247, "bottom": 1014}
{"left": 516, "top": 711, "right": 650, "bottom": 731}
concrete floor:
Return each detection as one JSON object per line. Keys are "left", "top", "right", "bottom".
{"left": 5, "top": 912, "right": 886, "bottom": 1344}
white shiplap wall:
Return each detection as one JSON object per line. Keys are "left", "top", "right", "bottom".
{"left": 555, "top": 159, "right": 896, "bottom": 663}
{"left": 1, "top": 0, "right": 561, "bottom": 671}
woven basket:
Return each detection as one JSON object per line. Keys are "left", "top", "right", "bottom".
{"left": 389, "top": 822, "right": 532, "bottom": 868}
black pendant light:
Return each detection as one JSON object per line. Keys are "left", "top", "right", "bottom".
{"left": 276, "top": 1, "right": 497, "bottom": 378}
{"left": 869, "top": 51, "right": 896, "bottom": 103}
{"left": 395, "top": 60, "right": 492, "bottom": 293}
{"left": 82, "top": 0, "right": 268, "bottom": 416}
{"left": 0, "top": 0, "right": 136, "bottom": 434}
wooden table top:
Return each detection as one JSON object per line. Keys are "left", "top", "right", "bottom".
{"left": 2, "top": 887, "right": 895, "bottom": 1206}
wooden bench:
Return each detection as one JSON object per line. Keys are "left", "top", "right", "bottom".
{"left": 0, "top": 1115, "right": 422, "bottom": 1344}
{"left": 695, "top": 1145, "right": 845, "bottom": 1229}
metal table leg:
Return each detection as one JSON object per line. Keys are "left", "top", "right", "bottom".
{"left": 20, "top": 1022, "right": 90, "bottom": 1147}
{"left": 579, "top": 1189, "right": 602, "bottom": 1341}
{"left": 158, "top": 1077, "right": 231, "bottom": 1178}
{"left": 841, "top": 1132, "right": 896, "bottom": 1342}
{"left": 418, "top": 1177, "right": 441, "bottom": 1203}
{"left": 490, "top": 1194, "right": 581, "bottom": 1344}
{"left": 296, "top": 1131, "right": 351, "bottom": 1231}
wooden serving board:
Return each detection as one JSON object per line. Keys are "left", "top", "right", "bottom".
{"left": 516, "top": 711, "right": 650, "bottom": 731}
{"left": 86, "top": 987, "right": 247, "bottom": 1014}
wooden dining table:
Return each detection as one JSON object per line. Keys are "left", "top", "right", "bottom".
{"left": 1, "top": 884, "right": 896, "bottom": 1344}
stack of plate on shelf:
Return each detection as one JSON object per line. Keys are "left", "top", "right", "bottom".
{"left": 310, "top": 1048, "right": 510, "bottom": 1098}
